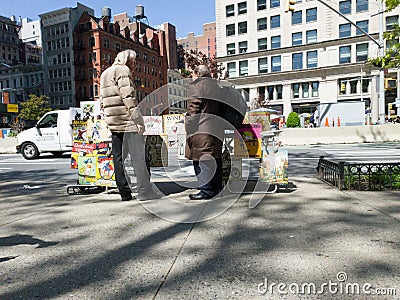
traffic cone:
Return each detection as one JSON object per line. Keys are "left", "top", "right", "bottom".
{"left": 337, "top": 116, "right": 341, "bottom": 127}
{"left": 324, "top": 117, "right": 329, "bottom": 127}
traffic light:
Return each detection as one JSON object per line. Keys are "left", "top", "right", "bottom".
{"left": 384, "top": 78, "right": 397, "bottom": 90}
{"left": 285, "top": 0, "right": 296, "bottom": 12}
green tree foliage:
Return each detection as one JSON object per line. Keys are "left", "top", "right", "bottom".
{"left": 286, "top": 112, "right": 301, "bottom": 128}
{"left": 18, "top": 94, "right": 52, "bottom": 121}
{"left": 369, "top": 1, "right": 400, "bottom": 68}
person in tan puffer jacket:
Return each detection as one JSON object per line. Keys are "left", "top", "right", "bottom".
{"left": 100, "top": 49, "right": 156, "bottom": 201}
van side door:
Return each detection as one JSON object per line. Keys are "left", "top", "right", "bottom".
{"left": 35, "top": 112, "right": 61, "bottom": 151}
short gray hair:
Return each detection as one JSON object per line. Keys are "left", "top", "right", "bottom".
{"left": 194, "top": 65, "right": 211, "bottom": 78}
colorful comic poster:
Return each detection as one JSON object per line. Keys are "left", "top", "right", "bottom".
{"left": 163, "top": 114, "right": 185, "bottom": 149}
{"left": 260, "top": 149, "right": 288, "bottom": 184}
{"left": 96, "top": 155, "right": 116, "bottom": 187}
{"left": 143, "top": 116, "right": 163, "bottom": 135}
{"left": 248, "top": 111, "right": 271, "bottom": 132}
{"left": 78, "top": 155, "right": 97, "bottom": 185}
{"left": 234, "top": 123, "right": 262, "bottom": 158}
{"left": 86, "top": 119, "right": 111, "bottom": 143}
{"left": 72, "top": 120, "right": 87, "bottom": 142}
{"left": 80, "top": 101, "right": 101, "bottom": 120}
{"left": 145, "top": 135, "right": 168, "bottom": 167}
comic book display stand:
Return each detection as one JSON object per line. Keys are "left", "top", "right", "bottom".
{"left": 222, "top": 110, "right": 288, "bottom": 195}
{"left": 66, "top": 104, "right": 288, "bottom": 196}
{"left": 66, "top": 110, "right": 186, "bottom": 195}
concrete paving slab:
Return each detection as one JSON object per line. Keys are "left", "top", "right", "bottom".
{"left": 0, "top": 176, "right": 399, "bottom": 299}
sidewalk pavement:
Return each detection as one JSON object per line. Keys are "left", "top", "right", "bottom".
{"left": 0, "top": 175, "right": 399, "bottom": 299}
{"left": 0, "top": 137, "right": 17, "bottom": 154}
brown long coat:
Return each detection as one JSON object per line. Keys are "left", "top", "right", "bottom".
{"left": 185, "top": 77, "right": 224, "bottom": 161}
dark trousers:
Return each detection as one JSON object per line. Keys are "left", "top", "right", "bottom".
{"left": 193, "top": 158, "right": 222, "bottom": 197}
{"left": 111, "top": 132, "right": 152, "bottom": 196}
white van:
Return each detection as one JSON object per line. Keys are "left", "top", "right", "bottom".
{"left": 17, "top": 108, "right": 82, "bottom": 159}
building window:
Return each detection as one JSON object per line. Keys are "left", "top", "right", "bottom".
{"left": 257, "top": 18, "right": 267, "bottom": 31}
{"left": 227, "top": 43, "right": 235, "bottom": 55}
{"left": 239, "top": 41, "right": 248, "bottom": 53}
{"left": 270, "top": 0, "right": 280, "bottom": 8}
{"left": 312, "top": 82, "right": 319, "bottom": 97}
{"left": 339, "top": 23, "right": 351, "bottom": 38}
{"left": 258, "top": 57, "right": 268, "bottom": 74}
{"left": 306, "top": 29, "right": 317, "bottom": 43}
{"left": 103, "top": 38, "right": 110, "bottom": 48}
{"left": 339, "top": 46, "right": 351, "bottom": 63}
{"left": 238, "top": 2, "right": 247, "bottom": 14}
{"left": 271, "top": 35, "right": 281, "bottom": 49}
{"left": 306, "top": 8, "right": 317, "bottom": 22}
{"left": 356, "top": 20, "right": 368, "bottom": 35}
{"left": 307, "top": 51, "right": 318, "bottom": 68}
{"left": 257, "top": 0, "right": 266, "bottom": 10}
{"left": 292, "top": 53, "right": 303, "bottom": 70}
{"left": 227, "top": 62, "right": 236, "bottom": 77}
{"left": 115, "top": 43, "right": 121, "bottom": 52}
{"left": 238, "top": 21, "right": 247, "bottom": 34}
{"left": 356, "top": 43, "right": 368, "bottom": 62}
{"left": 339, "top": 0, "right": 351, "bottom": 14}
{"left": 293, "top": 83, "right": 300, "bottom": 98}
{"left": 302, "top": 83, "right": 309, "bottom": 98}
{"left": 226, "top": 24, "right": 235, "bottom": 36}
{"left": 226, "top": 4, "right": 235, "bottom": 17}
{"left": 356, "top": 0, "right": 368, "bottom": 12}
{"left": 271, "top": 55, "right": 281, "bottom": 72}
{"left": 239, "top": 60, "right": 248, "bottom": 76}
{"left": 258, "top": 38, "right": 267, "bottom": 50}
{"left": 271, "top": 15, "right": 280, "bottom": 29}
{"left": 292, "top": 11, "right": 302, "bottom": 25}
{"left": 88, "top": 37, "right": 95, "bottom": 47}
{"left": 386, "top": 16, "right": 399, "bottom": 31}
{"left": 292, "top": 32, "right": 302, "bottom": 46}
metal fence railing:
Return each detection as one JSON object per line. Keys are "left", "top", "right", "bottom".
{"left": 316, "top": 156, "right": 400, "bottom": 191}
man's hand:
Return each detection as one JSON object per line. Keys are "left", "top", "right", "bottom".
{"left": 137, "top": 124, "right": 145, "bottom": 134}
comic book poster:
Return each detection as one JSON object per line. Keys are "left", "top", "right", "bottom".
{"left": 71, "top": 142, "right": 110, "bottom": 169}
{"left": 163, "top": 114, "right": 185, "bottom": 149}
{"left": 96, "top": 155, "right": 116, "bottom": 187}
{"left": 80, "top": 101, "right": 101, "bottom": 120}
{"left": 72, "top": 120, "right": 87, "bottom": 142}
{"left": 234, "top": 123, "right": 262, "bottom": 158}
{"left": 145, "top": 135, "right": 168, "bottom": 167}
{"left": 86, "top": 119, "right": 111, "bottom": 143}
{"left": 248, "top": 111, "right": 271, "bottom": 132}
{"left": 143, "top": 116, "right": 163, "bottom": 135}
{"left": 78, "top": 155, "right": 97, "bottom": 185}
{"left": 260, "top": 149, "right": 288, "bottom": 184}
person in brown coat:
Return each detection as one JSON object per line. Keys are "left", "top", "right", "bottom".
{"left": 100, "top": 49, "right": 156, "bottom": 201}
{"left": 185, "top": 65, "right": 225, "bottom": 200}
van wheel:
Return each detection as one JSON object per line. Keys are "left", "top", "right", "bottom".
{"left": 21, "top": 142, "right": 39, "bottom": 160}
{"left": 51, "top": 151, "right": 64, "bottom": 157}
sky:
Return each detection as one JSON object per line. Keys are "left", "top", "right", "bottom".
{"left": 1, "top": 0, "right": 216, "bottom": 38}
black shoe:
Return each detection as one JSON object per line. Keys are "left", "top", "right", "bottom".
{"left": 121, "top": 194, "right": 133, "bottom": 201}
{"left": 189, "top": 192, "right": 213, "bottom": 200}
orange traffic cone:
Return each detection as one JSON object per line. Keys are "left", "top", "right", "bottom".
{"left": 324, "top": 117, "right": 329, "bottom": 127}
{"left": 337, "top": 117, "right": 341, "bottom": 127}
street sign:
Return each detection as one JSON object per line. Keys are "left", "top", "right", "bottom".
{"left": 7, "top": 104, "right": 18, "bottom": 113}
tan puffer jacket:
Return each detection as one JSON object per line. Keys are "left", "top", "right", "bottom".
{"left": 99, "top": 55, "right": 143, "bottom": 133}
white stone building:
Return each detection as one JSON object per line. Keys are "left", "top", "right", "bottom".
{"left": 216, "top": 0, "right": 400, "bottom": 122}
